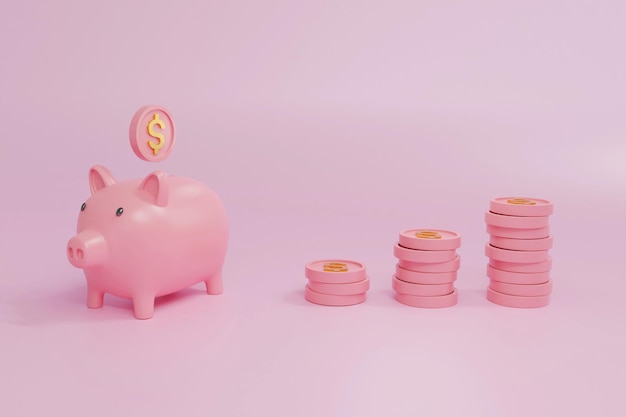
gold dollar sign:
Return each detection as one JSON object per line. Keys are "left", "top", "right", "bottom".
{"left": 415, "top": 231, "right": 442, "bottom": 239}
{"left": 507, "top": 198, "right": 536, "bottom": 205}
{"left": 147, "top": 114, "right": 165, "bottom": 155}
{"left": 323, "top": 262, "right": 349, "bottom": 272}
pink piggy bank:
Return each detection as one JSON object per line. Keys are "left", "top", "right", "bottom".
{"left": 66, "top": 165, "right": 228, "bottom": 319}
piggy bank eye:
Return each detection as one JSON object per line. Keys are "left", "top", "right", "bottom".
{"left": 116, "top": 207, "right": 124, "bottom": 217}
{"left": 80, "top": 203, "right": 86, "bottom": 211}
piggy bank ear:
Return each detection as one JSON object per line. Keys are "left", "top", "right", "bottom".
{"left": 89, "top": 165, "right": 116, "bottom": 194}
{"left": 139, "top": 171, "right": 169, "bottom": 207}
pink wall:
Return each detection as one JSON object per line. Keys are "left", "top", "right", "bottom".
{"left": 1, "top": 1, "right": 625, "bottom": 416}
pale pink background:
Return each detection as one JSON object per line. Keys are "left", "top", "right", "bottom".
{"left": 1, "top": 1, "right": 625, "bottom": 416}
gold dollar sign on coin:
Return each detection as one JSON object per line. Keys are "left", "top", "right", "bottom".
{"left": 323, "top": 262, "right": 349, "bottom": 272}
{"left": 147, "top": 114, "right": 165, "bottom": 155}
{"left": 415, "top": 231, "right": 442, "bottom": 239}
{"left": 129, "top": 105, "right": 176, "bottom": 162}
{"left": 507, "top": 198, "right": 536, "bottom": 205}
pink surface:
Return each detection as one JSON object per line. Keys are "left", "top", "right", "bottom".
{"left": 1, "top": 0, "right": 626, "bottom": 416}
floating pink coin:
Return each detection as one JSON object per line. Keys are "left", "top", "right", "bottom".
{"left": 395, "top": 264, "right": 457, "bottom": 284}
{"left": 392, "top": 276, "right": 454, "bottom": 297}
{"left": 398, "top": 255, "right": 461, "bottom": 273}
{"left": 394, "top": 290, "right": 458, "bottom": 308}
{"left": 129, "top": 105, "right": 176, "bottom": 162}
{"left": 486, "top": 287, "right": 549, "bottom": 308}
{"left": 393, "top": 243, "right": 456, "bottom": 263}
{"left": 304, "top": 285, "right": 366, "bottom": 306}
{"left": 489, "top": 257, "right": 552, "bottom": 273}
{"left": 489, "top": 235, "right": 553, "bottom": 251}
{"left": 398, "top": 229, "right": 461, "bottom": 251}
{"left": 307, "top": 276, "right": 370, "bottom": 296}
{"left": 487, "top": 265, "right": 550, "bottom": 285}
{"left": 485, "top": 244, "right": 549, "bottom": 263}
{"left": 490, "top": 197, "right": 553, "bottom": 217}
{"left": 485, "top": 212, "right": 550, "bottom": 229}
{"left": 489, "top": 279, "right": 552, "bottom": 297}
{"left": 486, "top": 224, "right": 550, "bottom": 239}
{"left": 305, "top": 259, "right": 367, "bottom": 284}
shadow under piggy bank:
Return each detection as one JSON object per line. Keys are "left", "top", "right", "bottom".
{"left": 1, "top": 282, "right": 212, "bottom": 326}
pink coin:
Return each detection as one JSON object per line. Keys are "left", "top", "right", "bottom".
{"left": 398, "top": 255, "right": 461, "bottom": 273}
{"left": 486, "top": 287, "right": 550, "bottom": 308}
{"left": 392, "top": 275, "right": 455, "bottom": 297}
{"left": 304, "top": 285, "right": 366, "bottom": 306}
{"left": 487, "top": 265, "right": 550, "bottom": 285}
{"left": 485, "top": 244, "right": 549, "bottom": 263}
{"left": 489, "top": 279, "right": 552, "bottom": 297}
{"left": 129, "top": 105, "right": 176, "bottom": 162}
{"left": 307, "top": 276, "right": 370, "bottom": 296}
{"left": 305, "top": 259, "right": 367, "bottom": 284}
{"left": 398, "top": 229, "right": 461, "bottom": 251}
{"left": 484, "top": 211, "right": 550, "bottom": 229}
{"left": 395, "top": 264, "right": 457, "bottom": 284}
{"left": 486, "top": 224, "right": 550, "bottom": 239}
{"left": 489, "top": 235, "right": 553, "bottom": 251}
{"left": 490, "top": 197, "right": 553, "bottom": 217}
{"left": 394, "top": 289, "right": 458, "bottom": 308}
{"left": 489, "top": 257, "right": 552, "bottom": 273}
{"left": 393, "top": 243, "right": 456, "bottom": 263}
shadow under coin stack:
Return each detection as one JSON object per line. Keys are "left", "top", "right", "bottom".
{"left": 304, "top": 260, "right": 369, "bottom": 306}
{"left": 392, "top": 229, "right": 461, "bottom": 308}
{"left": 484, "top": 197, "right": 554, "bottom": 308}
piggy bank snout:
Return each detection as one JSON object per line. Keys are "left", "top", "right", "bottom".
{"left": 67, "top": 230, "right": 108, "bottom": 268}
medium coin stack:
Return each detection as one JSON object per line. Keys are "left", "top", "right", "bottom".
{"left": 392, "top": 229, "right": 461, "bottom": 308}
{"left": 484, "top": 197, "right": 554, "bottom": 308}
{"left": 304, "top": 260, "right": 369, "bottom": 306}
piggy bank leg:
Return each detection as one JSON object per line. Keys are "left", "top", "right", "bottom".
{"left": 132, "top": 295, "right": 155, "bottom": 319}
{"left": 205, "top": 271, "right": 223, "bottom": 295}
{"left": 86, "top": 286, "right": 104, "bottom": 309}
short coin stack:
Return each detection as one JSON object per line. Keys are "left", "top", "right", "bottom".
{"left": 392, "top": 229, "right": 461, "bottom": 308}
{"left": 484, "top": 197, "right": 554, "bottom": 308}
{"left": 304, "top": 260, "right": 369, "bottom": 306}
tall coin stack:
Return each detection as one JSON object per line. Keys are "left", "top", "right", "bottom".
{"left": 304, "top": 260, "right": 370, "bottom": 306}
{"left": 484, "top": 197, "right": 554, "bottom": 308}
{"left": 392, "top": 229, "right": 461, "bottom": 308}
